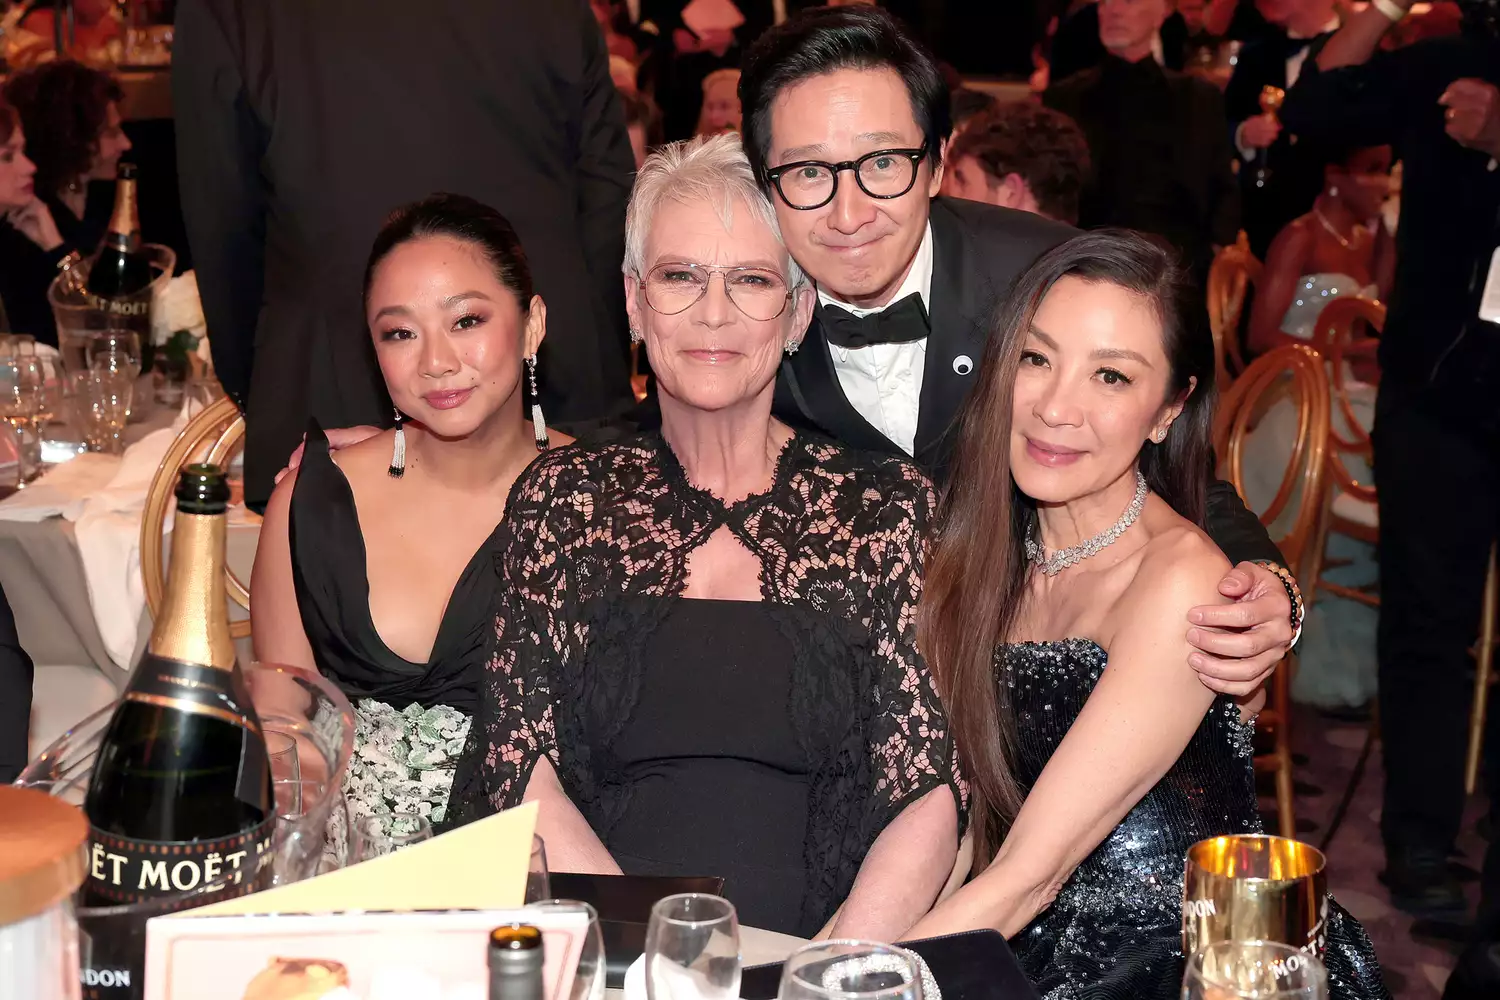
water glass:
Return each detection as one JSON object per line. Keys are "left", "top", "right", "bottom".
{"left": 76, "top": 369, "right": 133, "bottom": 454}
{"left": 645, "top": 894, "right": 741, "bottom": 1000}
{"left": 1183, "top": 940, "right": 1327, "bottom": 1000}
{"left": 777, "top": 941, "right": 926, "bottom": 1000}
{"left": 530, "top": 899, "right": 606, "bottom": 1000}
{"left": 526, "top": 834, "right": 551, "bottom": 904}
{"left": 350, "top": 814, "right": 433, "bottom": 861}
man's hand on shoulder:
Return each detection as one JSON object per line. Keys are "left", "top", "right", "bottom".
{"left": 1184, "top": 561, "right": 1298, "bottom": 697}
{"left": 273, "top": 425, "right": 381, "bottom": 485}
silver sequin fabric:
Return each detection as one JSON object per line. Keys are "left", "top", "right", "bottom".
{"left": 999, "top": 638, "right": 1391, "bottom": 1000}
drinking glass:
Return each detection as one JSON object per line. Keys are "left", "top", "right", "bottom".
{"left": 0, "top": 356, "right": 44, "bottom": 485}
{"left": 87, "top": 330, "right": 142, "bottom": 377}
{"left": 645, "top": 894, "right": 741, "bottom": 1000}
{"left": 530, "top": 899, "right": 606, "bottom": 1000}
{"left": 271, "top": 780, "right": 350, "bottom": 885}
{"left": 266, "top": 730, "right": 302, "bottom": 814}
{"left": 350, "top": 814, "right": 433, "bottom": 861}
{"left": 1183, "top": 835, "right": 1328, "bottom": 959}
{"left": 777, "top": 941, "right": 925, "bottom": 1000}
{"left": 526, "top": 834, "right": 551, "bottom": 904}
{"left": 1182, "top": 940, "right": 1327, "bottom": 1000}
{"left": 75, "top": 369, "right": 133, "bottom": 454}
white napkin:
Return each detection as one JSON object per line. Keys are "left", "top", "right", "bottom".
{"left": 0, "top": 452, "right": 120, "bottom": 522}
{"left": 71, "top": 428, "right": 178, "bottom": 670}
{"left": 625, "top": 956, "right": 739, "bottom": 1000}
{"left": 625, "top": 954, "right": 648, "bottom": 1000}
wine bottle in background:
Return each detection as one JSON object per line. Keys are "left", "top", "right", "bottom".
{"left": 79, "top": 464, "right": 274, "bottom": 1000}
{"left": 488, "top": 925, "right": 545, "bottom": 1000}
{"left": 83, "top": 163, "right": 154, "bottom": 341}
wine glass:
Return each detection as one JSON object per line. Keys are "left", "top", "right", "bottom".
{"left": 87, "top": 330, "right": 142, "bottom": 378}
{"left": 526, "top": 834, "right": 551, "bottom": 904}
{"left": 645, "top": 894, "right": 741, "bottom": 1000}
{"left": 777, "top": 941, "right": 926, "bottom": 1000}
{"left": 270, "top": 780, "right": 350, "bottom": 884}
{"left": 350, "top": 814, "right": 433, "bottom": 861}
{"left": 0, "top": 356, "right": 44, "bottom": 485}
{"left": 74, "top": 368, "right": 133, "bottom": 454}
{"left": 529, "top": 899, "right": 606, "bottom": 1000}
{"left": 265, "top": 730, "right": 302, "bottom": 814}
{"left": 1183, "top": 940, "right": 1327, "bottom": 1000}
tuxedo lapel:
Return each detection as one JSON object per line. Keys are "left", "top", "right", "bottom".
{"left": 778, "top": 305, "right": 905, "bottom": 456}
{"left": 913, "top": 203, "right": 991, "bottom": 471}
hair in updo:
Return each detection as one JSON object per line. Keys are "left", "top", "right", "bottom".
{"left": 363, "top": 193, "right": 534, "bottom": 308}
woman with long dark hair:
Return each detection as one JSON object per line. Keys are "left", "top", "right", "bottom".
{"left": 906, "top": 231, "right": 1387, "bottom": 999}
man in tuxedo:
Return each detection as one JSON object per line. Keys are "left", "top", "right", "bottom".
{"left": 1225, "top": 0, "right": 1341, "bottom": 258}
{"left": 0, "top": 581, "right": 33, "bottom": 783}
{"left": 1044, "top": 0, "right": 1240, "bottom": 287}
{"left": 173, "top": 0, "right": 636, "bottom": 509}
{"left": 742, "top": 5, "right": 1300, "bottom": 693}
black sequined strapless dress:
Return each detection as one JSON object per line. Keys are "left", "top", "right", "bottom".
{"left": 1003, "top": 639, "right": 1390, "bottom": 1000}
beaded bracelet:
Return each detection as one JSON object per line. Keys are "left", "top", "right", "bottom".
{"left": 1254, "top": 560, "right": 1305, "bottom": 649}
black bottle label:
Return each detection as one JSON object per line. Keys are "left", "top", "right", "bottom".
{"left": 83, "top": 292, "right": 152, "bottom": 318}
{"left": 85, "top": 819, "right": 275, "bottom": 902}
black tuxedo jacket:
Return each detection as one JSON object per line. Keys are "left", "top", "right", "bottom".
{"left": 173, "top": 0, "right": 636, "bottom": 508}
{"left": 771, "top": 197, "right": 1283, "bottom": 568}
{"left": 1223, "top": 30, "right": 1335, "bottom": 259}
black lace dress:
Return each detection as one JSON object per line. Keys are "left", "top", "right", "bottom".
{"left": 1003, "top": 639, "right": 1389, "bottom": 1000}
{"left": 448, "top": 430, "right": 967, "bottom": 937}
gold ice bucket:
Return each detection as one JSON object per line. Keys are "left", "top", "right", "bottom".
{"left": 1183, "top": 835, "right": 1328, "bottom": 959}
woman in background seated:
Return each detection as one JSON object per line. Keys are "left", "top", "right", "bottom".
{"left": 907, "top": 232, "right": 1386, "bottom": 1000}
{"left": 1248, "top": 144, "right": 1394, "bottom": 374}
{"left": 449, "top": 135, "right": 964, "bottom": 940}
{"left": 694, "top": 68, "right": 742, "bottom": 136}
{"left": 0, "top": 94, "right": 73, "bottom": 344}
{"left": 251, "top": 194, "right": 568, "bottom": 835}
{"left": 1245, "top": 145, "right": 1392, "bottom": 711}
{"left": 3, "top": 60, "right": 132, "bottom": 254}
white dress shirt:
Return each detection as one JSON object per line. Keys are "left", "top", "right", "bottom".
{"left": 816, "top": 223, "right": 935, "bottom": 457}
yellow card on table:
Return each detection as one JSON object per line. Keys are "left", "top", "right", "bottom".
{"left": 173, "top": 801, "right": 538, "bottom": 917}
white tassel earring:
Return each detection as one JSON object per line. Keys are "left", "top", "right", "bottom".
{"left": 388, "top": 408, "right": 406, "bottom": 478}
{"left": 527, "top": 354, "right": 549, "bottom": 451}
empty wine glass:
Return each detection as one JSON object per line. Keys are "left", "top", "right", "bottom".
{"left": 75, "top": 368, "right": 133, "bottom": 454}
{"left": 0, "top": 356, "right": 43, "bottom": 485}
{"left": 530, "top": 899, "right": 606, "bottom": 1000}
{"left": 1183, "top": 941, "right": 1328, "bottom": 1000}
{"left": 645, "top": 894, "right": 741, "bottom": 1000}
{"left": 350, "top": 813, "right": 433, "bottom": 861}
{"left": 526, "top": 834, "right": 551, "bottom": 904}
{"left": 777, "top": 941, "right": 926, "bottom": 1000}
{"left": 87, "top": 330, "right": 142, "bottom": 377}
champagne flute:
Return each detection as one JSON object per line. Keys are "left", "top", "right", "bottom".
{"left": 526, "top": 834, "right": 551, "bottom": 904}
{"left": 1183, "top": 940, "right": 1327, "bottom": 1000}
{"left": 265, "top": 730, "right": 302, "bottom": 814}
{"left": 350, "top": 813, "right": 433, "bottom": 861}
{"left": 645, "top": 893, "right": 741, "bottom": 1000}
{"left": 1183, "top": 835, "right": 1328, "bottom": 959}
{"left": 777, "top": 941, "right": 926, "bottom": 1000}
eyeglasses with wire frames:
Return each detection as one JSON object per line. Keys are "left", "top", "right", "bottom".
{"left": 637, "top": 261, "right": 794, "bottom": 322}
{"left": 764, "top": 141, "right": 931, "bottom": 211}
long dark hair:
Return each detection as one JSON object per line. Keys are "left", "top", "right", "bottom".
{"left": 917, "top": 230, "right": 1215, "bottom": 866}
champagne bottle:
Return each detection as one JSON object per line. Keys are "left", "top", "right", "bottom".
{"left": 80, "top": 464, "right": 274, "bottom": 1000}
{"left": 488, "top": 925, "right": 545, "bottom": 1000}
{"left": 84, "top": 163, "right": 153, "bottom": 339}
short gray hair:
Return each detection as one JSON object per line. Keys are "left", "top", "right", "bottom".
{"left": 623, "top": 132, "right": 807, "bottom": 289}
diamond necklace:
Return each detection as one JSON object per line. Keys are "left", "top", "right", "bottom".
{"left": 1025, "top": 471, "right": 1149, "bottom": 576}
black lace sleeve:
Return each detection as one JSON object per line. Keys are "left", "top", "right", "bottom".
{"left": 863, "top": 461, "right": 970, "bottom": 834}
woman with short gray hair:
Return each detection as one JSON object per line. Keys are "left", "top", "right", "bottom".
{"left": 450, "top": 133, "right": 964, "bottom": 939}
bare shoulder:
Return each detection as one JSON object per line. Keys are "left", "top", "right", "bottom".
{"left": 330, "top": 428, "right": 398, "bottom": 483}
{"left": 1114, "top": 509, "right": 1232, "bottom": 633}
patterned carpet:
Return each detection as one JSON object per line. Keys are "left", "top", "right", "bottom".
{"left": 1282, "top": 705, "right": 1491, "bottom": 999}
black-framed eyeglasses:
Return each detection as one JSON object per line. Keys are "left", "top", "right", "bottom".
{"left": 638, "top": 261, "right": 793, "bottom": 322}
{"left": 764, "top": 142, "right": 930, "bottom": 211}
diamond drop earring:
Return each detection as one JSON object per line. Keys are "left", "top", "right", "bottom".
{"left": 527, "top": 354, "right": 549, "bottom": 451}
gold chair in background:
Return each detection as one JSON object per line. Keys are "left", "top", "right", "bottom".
{"left": 1465, "top": 547, "right": 1499, "bottom": 795}
{"left": 1206, "top": 232, "right": 1260, "bottom": 392}
{"left": 139, "top": 396, "right": 251, "bottom": 638}
{"left": 1304, "top": 296, "right": 1385, "bottom": 609}
{"left": 1214, "top": 344, "right": 1332, "bottom": 839}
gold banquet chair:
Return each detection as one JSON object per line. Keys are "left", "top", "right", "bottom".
{"left": 1304, "top": 296, "right": 1385, "bottom": 609}
{"left": 139, "top": 396, "right": 252, "bottom": 638}
{"left": 1214, "top": 344, "right": 1332, "bottom": 839}
{"left": 1465, "top": 547, "right": 1499, "bottom": 796}
{"left": 1206, "top": 232, "right": 1260, "bottom": 392}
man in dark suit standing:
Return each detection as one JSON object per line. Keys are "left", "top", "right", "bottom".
{"left": 1224, "top": 0, "right": 1342, "bottom": 258}
{"left": 173, "top": 0, "right": 637, "bottom": 509}
{"left": 1044, "top": 0, "right": 1240, "bottom": 288}
{"left": 0, "top": 582, "right": 33, "bottom": 783}
{"left": 741, "top": 5, "right": 1301, "bottom": 695}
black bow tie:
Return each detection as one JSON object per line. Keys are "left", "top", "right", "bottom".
{"left": 820, "top": 293, "right": 931, "bottom": 350}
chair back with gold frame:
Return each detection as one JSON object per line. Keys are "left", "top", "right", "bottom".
{"left": 1206, "top": 232, "right": 1260, "bottom": 392}
{"left": 1214, "top": 344, "right": 1332, "bottom": 579}
{"left": 1307, "top": 295, "right": 1383, "bottom": 506}
{"left": 139, "top": 397, "right": 251, "bottom": 638}
{"left": 1213, "top": 344, "right": 1332, "bottom": 841}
